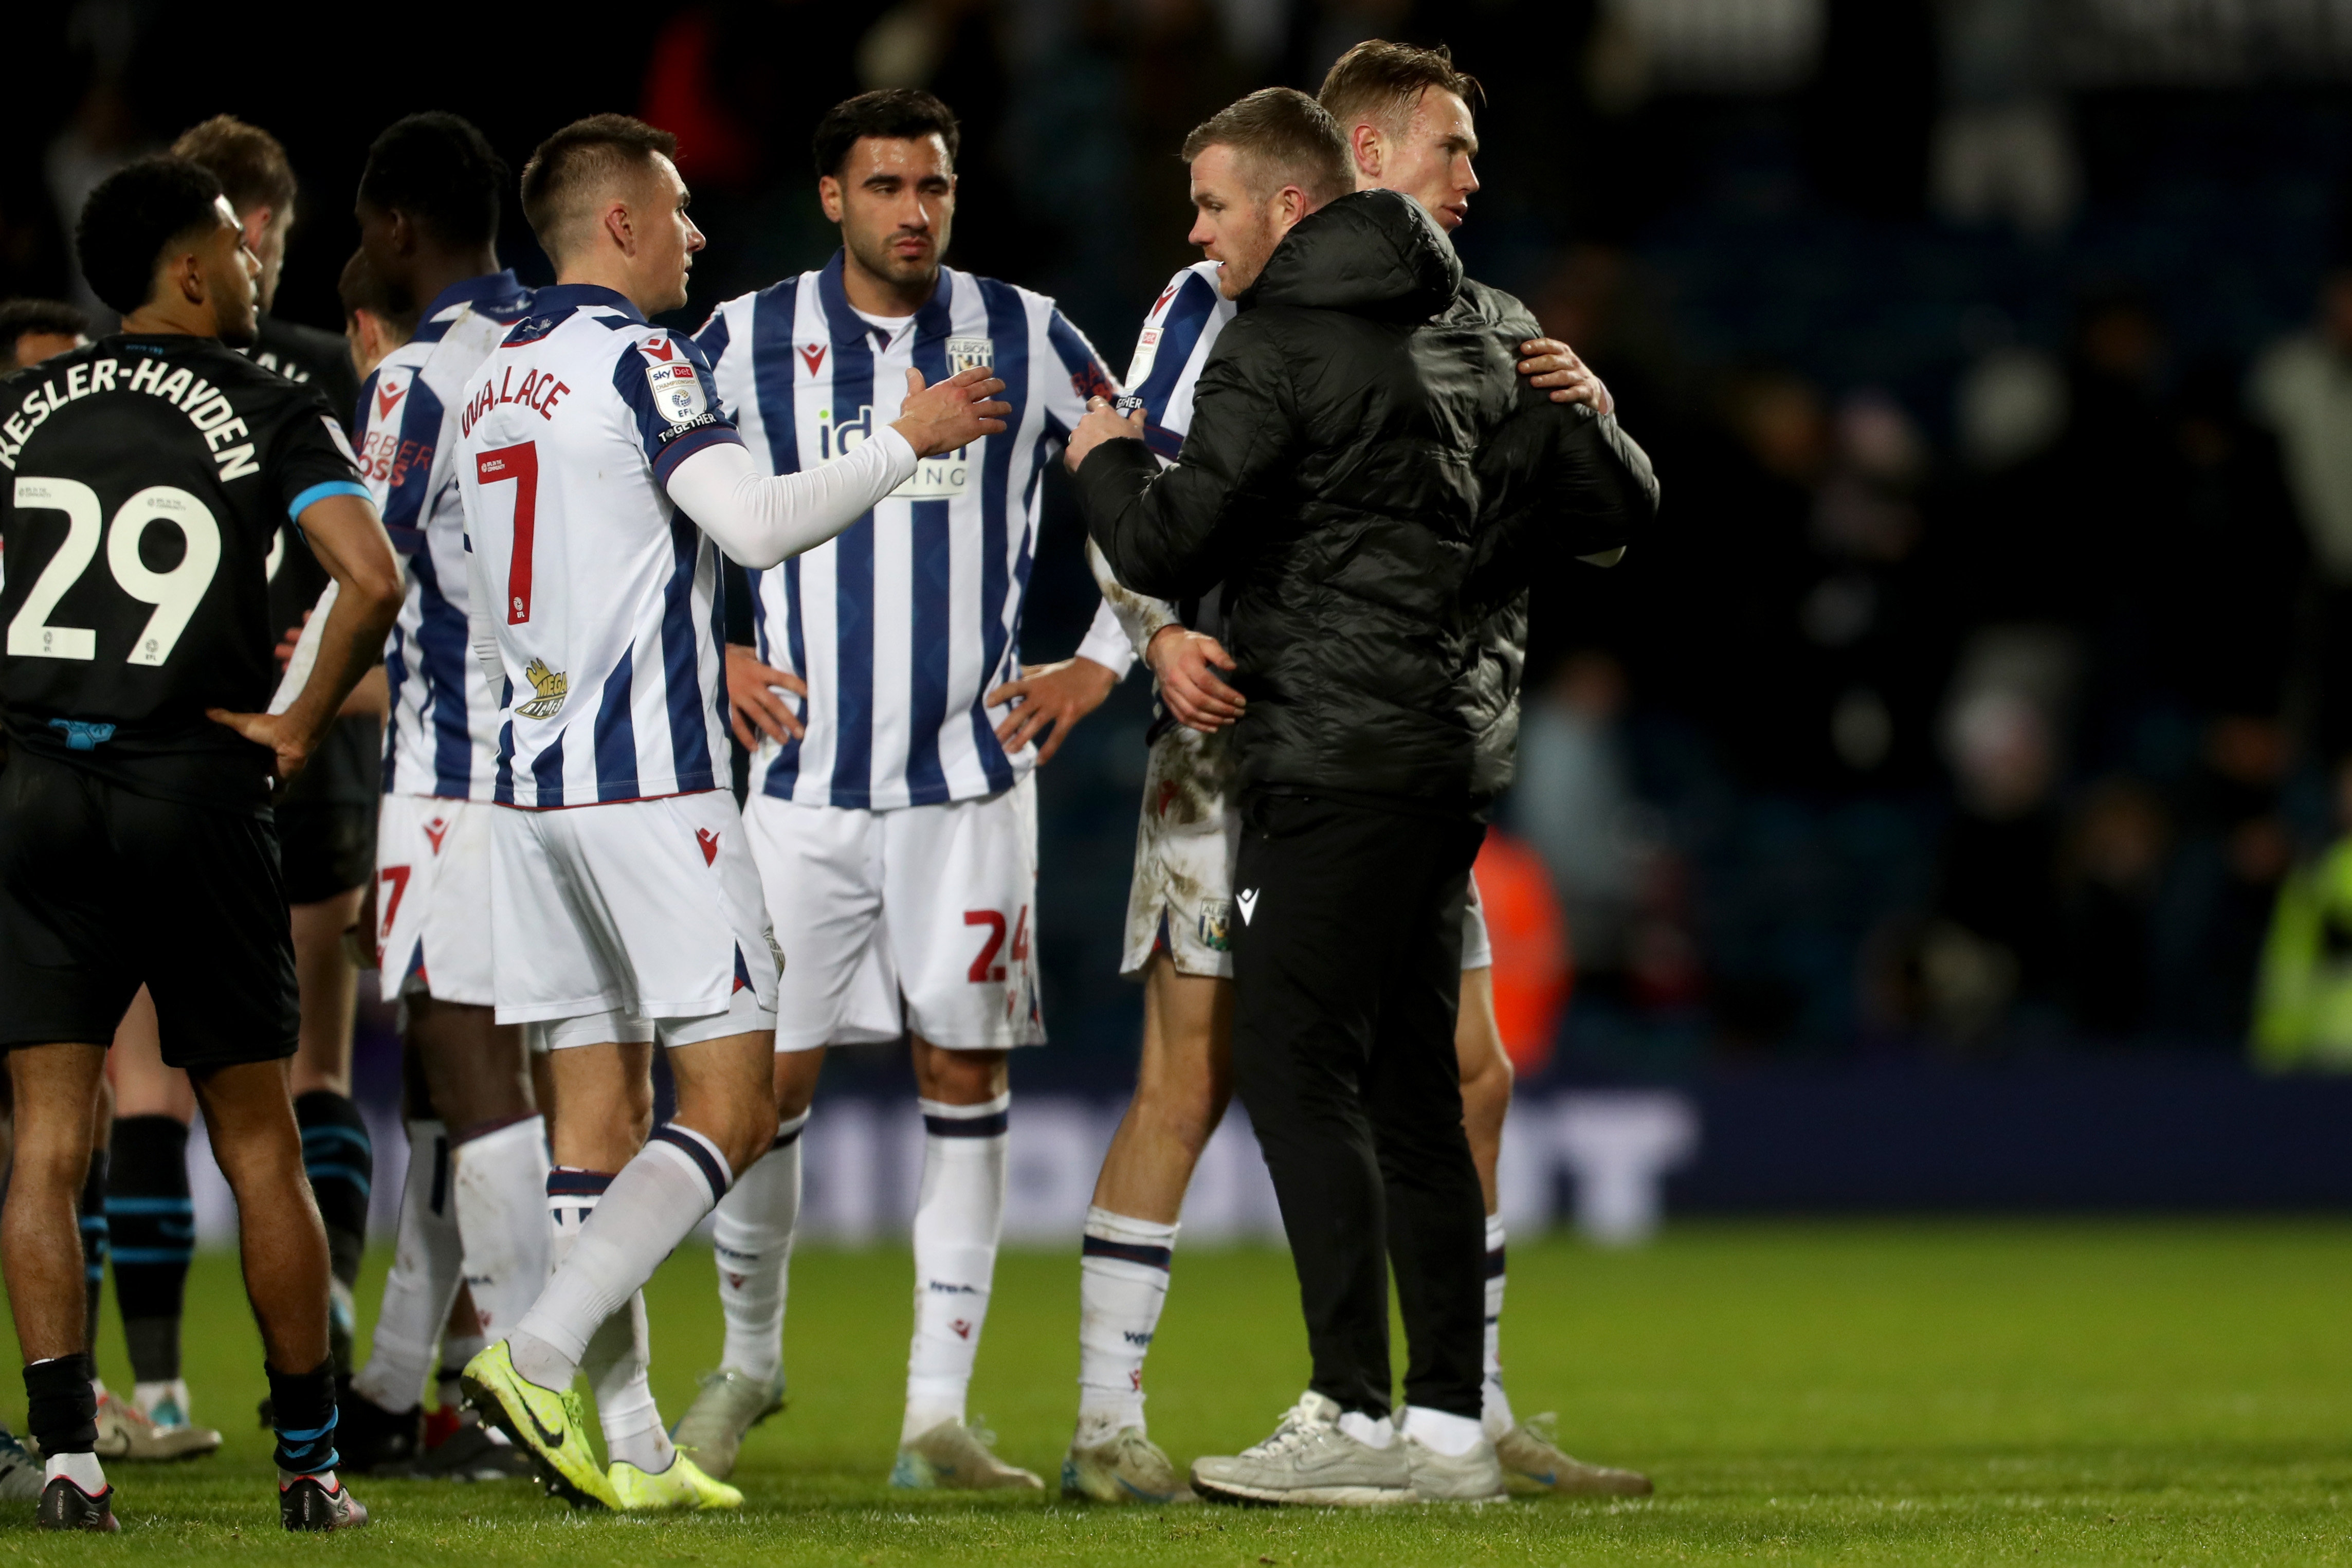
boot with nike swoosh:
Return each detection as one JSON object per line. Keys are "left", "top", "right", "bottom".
{"left": 460, "top": 1342, "right": 617, "bottom": 1510}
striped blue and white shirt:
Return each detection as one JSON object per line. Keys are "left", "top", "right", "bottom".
{"left": 1087, "top": 262, "right": 1237, "bottom": 663}
{"left": 456, "top": 284, "right": 740, "bottom": 809}
{"left": 697, "top": 252, "right": 1121, "bottom": 811}
{"left": 361, "top": 270, "right": 537, "bottom": 800}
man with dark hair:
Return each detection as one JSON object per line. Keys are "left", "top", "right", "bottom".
{"left": 320, "top": 112, "right": 553, "bottom": 1485}
{"left": 2, "top": 155, "right": 403, "bottom": 1531}
{"left": 171, "top": 117, "right": 381, "bottom": 1372}
{"left": 1, "top": 300, "right": 90, "bottom": 368}
{"left": 678, "top": 86, "right": 1129, "bottom": 1491}
{"left": 1067, "top": 69, "right": 1648, "bottom": 1503}
{"left": 1068, "top": 69, "right": 1657, "bottom": 1500}
{"left": 453, "top": 113, "right": 1007, "bottom": 1514}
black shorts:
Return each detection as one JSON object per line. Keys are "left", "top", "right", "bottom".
{"left": 276, "top": 715, "right": 379, "bottom": 904}
{"left": 0, "top": 750, "right": 299, "bottom": 1070}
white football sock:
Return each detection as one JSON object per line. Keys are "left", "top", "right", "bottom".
{"left": 451, "top": 1115, "right": 551, "bottom": 1340}
{"left": 436, "top": 1331, "right": 485, "bottom": 1414}
{"left": 352, "top": 1120, "right": 460, "bottom": 1412}
{"left": 132, "top": 1378, "right": 191, "bottom": 1420}
{"left": 510, "top": 1126, "right": 733, "bottom": 1391}
{"left": 537, "top": 1164, "right": 674, "bottom": 1473}
{"left": 901, "top": 1093, "right": 1009, "bottom": 1444}
{"left": 1402, "top": 1405, "right": 1484, "bottom": 1457}
{"left": 710, "top": 1110, "right": 807, "bottom": 1383}
{"left": 1075, "top": 1206, "right": 1177, "bottom": 1444}
{"left": 1481, "top": 1212, "right": 1515, "bottom": 1438}
{"left": 1337, "top": 1410, "right": 1396, "bottom": 1449}
{"left": 46, "top": 1450, "right": 105, "bottom": 1491}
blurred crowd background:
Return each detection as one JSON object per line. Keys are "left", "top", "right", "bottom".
{"left": 17, "top": 0, "right": 2352, "bottom": 1107}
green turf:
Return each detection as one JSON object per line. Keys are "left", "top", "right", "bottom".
{"left": 5, "top": 1220, "right": 2352, "bottom": 1562}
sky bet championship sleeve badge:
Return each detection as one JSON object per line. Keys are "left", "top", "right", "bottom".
{"left": 642, "top": 336, "right": 709, "bottom": 427}
{"left": 946, "top": 336, "right": 993, "bottom": 375}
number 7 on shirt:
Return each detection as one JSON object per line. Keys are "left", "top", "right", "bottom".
{"left": 476, "top": 442, "right": 539, "bottom": 624}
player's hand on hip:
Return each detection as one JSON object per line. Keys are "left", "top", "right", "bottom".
{"left": 1145, "top": 626, "right": 1244, "bottom": 732}
{"left": 726, "top": 643, "right": 807, "bottom": 747}
{"left": 889, "top": 366, "right": 1010, "bottom": 457}
{"left": 1518, "top": 337, "right": 1614, "bottom": 413}
{"left": 1064, "top": 396, "right": 1146, "bottom": 471}
{"left": 988, "top": 655, "right": 1120, "bottom": 765}
{"left": 206, "top": 707, "right": 312, "bottom": 782}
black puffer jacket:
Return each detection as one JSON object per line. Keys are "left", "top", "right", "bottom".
{"left": 1078, "top": 189, "right": 1658, "bottom": 812}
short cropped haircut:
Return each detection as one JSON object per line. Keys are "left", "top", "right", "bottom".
{"left": 0, "top": 298, "right": 90, "bottom": 350}
{"left": 76, "top": 157, "right": 229, "bottom": 316}
{"left": 1180, "top": 88, "right": 1352, "bottom": 207}
{"left": 520, "top": 115, "right": 678, "bottom": 259}
{"left": 337, "top": 248, "right": 413, "bottom": 332}
{"left": 171, "top": 115, "right": 298, "bottom": 220}
{"left": 359, "top": 112, "right": 507, "bottom": 248}
{"left": 1318, "top": 40, "right": 1484, "bottom": 139}
{"left": 812, "top": 89, "right": 961, "bottom": 181}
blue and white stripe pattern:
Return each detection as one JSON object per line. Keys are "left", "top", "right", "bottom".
{"left": 456, "top": 283, "right": 741, "bottom": 809}
{"left": 363, "top": 271, "right": 536, "bottom": 801}
{"left": 697, "top": 252, "right": 1118, "bottom": 810}
{"left": 1121, "top": 261, "right": 1233, "bottom": 462}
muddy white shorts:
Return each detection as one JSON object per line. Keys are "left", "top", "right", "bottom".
{"left": 488, "top": 791, "right": 779, "bottom": 1042}
{"left": 376, "top": 795, "right": 496, "bottom": 1006}
{"left": 1119, "top": 727, "right": 1494, "bottom": 979}
{"left": 744, "top": 776, "right": 1045, "bottom": 1052}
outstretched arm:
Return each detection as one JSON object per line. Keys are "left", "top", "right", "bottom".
{"left": 667, "top": 367, "right": 1010, "bottom": 569}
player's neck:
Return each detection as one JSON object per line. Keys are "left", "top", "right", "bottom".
{"left": 555, "top": 255, "right": 659, "bottom": 318}
{"left": 407, "top": 247, "right": 504, "bottom": 313}
{"left": 840, "top": 251, "right": 935, "bottom": 319}
{"left": 120, "top": 299, "right": 215, "bottom": 338}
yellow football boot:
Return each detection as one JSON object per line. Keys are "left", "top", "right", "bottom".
{"left": 609, "top": 1452, "right": 744, "bottom": 1511}
{"left": 459, "top": 1341, "right": 618, "bottom": 1510}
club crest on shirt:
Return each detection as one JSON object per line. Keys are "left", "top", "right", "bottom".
{"left": 518, "top": 658, "right": 568, "bottom": 719}
{"left": 945, "top": 336, "right": 993, "bottom": 376}
{"left": 644, "top": 358, "right": 708, "bottom": 426}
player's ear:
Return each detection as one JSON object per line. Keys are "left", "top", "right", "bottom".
{"left": 602, "top": 197, "right": 635, "bottom": 256}
{"left": 1350, "top": 122, "right": 1382, "bottom": 180}
{"left": 817, "top": 175, "right": 845, "bottom": 224}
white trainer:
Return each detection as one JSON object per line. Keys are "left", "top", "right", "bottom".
{"left": 1190, "top": 1392, "right": 1416, "bottom": 1508}
{"left": 1405, "top": 1434, "right": 1507, "bottom": 1501}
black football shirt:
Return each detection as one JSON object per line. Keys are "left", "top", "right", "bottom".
{"left": 0, "top": 334, "right": 368, "bottom": 809}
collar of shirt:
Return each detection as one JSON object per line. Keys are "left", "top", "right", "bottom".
{"left": 421, "top": 269, "right": 525, "bottom": 324}
{"left": 530, "top": 282, "right": 643, "bottom": 321}
{"left": 817, "top": 249, "right": 951, "bottom": 354}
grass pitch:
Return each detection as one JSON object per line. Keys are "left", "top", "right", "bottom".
{"left": 4, "top": 1220, "right": 2352, "bottom": 1563}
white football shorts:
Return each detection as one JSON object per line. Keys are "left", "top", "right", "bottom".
{"left": 489, "top": 790, "right": 780, "bottom": 1047}
{"left": 744, "top": 775, "right": 1045, "bottom": 1053}
{"left": 376, "top": 794, "right": 496, "bottom": 1007}
{"left": 1119, "top": 726, "right": 1493, "bottom": 979}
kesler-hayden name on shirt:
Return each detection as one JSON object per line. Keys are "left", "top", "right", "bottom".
{"left": 1, "top": 355, "right": 266, "bottom": 478}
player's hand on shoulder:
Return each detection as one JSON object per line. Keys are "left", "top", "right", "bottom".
{"left": 1517, "top": 337, "right": 1613, "bottom": 414}
{"left": 988, "top": 655, "right": 1120, "bottom": 765}
{"left": 205, "top": 707, "right": 314, "bottom": 784}
{"left": 890, "top": 366, "right": 1011, "bottom": 458}
{"left": 1145, "top": 626, "right": 1244, "bottom": 732}
{"left": 725, "top": 643, "right": 807, "bottom": 749}
{"left": 1064, "top": 395, "right": 1146, "bottom": 471}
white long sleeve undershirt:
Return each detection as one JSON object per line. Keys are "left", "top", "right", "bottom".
{"left": 468, "top": 425, "right": 920, "bottom": 704}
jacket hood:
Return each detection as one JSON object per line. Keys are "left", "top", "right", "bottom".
{"left": 1245, "top": 189, "right": 1463, "bottom": 321}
